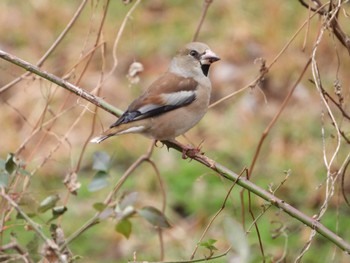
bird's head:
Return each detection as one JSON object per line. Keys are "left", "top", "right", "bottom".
{"left": 171, "top": 42, "right": 220, "bottom": 77}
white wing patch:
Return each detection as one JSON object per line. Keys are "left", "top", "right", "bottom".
{"left": 118, "top": 126, "right": 145, "bottom": 135}
{"left": 138, "top": 104, "right": 160, "bottom": 114}
{"left": 137, "top": 90, "right": 196, "bottom": 114}
{"left": 161, "top": 90, "right": 196, "bottom": 106}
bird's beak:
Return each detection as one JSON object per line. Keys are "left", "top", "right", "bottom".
{"left": 200, "top": 49, "right": 220, "bottom": 65}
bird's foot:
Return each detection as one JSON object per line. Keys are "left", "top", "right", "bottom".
{"left": 154, "top": 140, "right": 164, "bottom": 148}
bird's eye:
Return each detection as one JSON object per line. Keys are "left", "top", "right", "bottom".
{"left": 189, "top": 50, "right": 198, "bottom": 57}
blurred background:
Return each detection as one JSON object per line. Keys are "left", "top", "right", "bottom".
{"left": 0, "top": 0, "right": 350, "bottom": 262}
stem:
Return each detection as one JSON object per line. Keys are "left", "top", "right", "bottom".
{"left": 1, "top": 48, "right": 350, "bottom": 254}
{"left": 0, "top": 49, "right": 123, "bottom": 117}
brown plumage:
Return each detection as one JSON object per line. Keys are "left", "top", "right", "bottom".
{"left": 91, "top": 42, "right": 220, "bottom": 144}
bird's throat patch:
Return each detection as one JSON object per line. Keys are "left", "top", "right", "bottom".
{"left": 201, "top": 64, "right": 210, "bottom": 76}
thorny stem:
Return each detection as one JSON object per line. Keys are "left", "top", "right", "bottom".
{"left": 1, "top": 48, "right": 349, "bottom": 254}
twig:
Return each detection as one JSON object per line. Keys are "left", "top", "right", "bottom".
{"left": 246, "top": 170, "right": 291, "bottom": 233}
{"left": 0, "top": 49, "right": 124, "bottom": 117}
{"left": 109, "top": 0, "right": 142, "bottom": 77}
{"left": 131, "top": 247, "right": 230, "bottom": 263}
{"left": 248, "top": 58, "right": 312, "bottom": 179}
{"left": 190, "top": 171, "right": 241, "bottom": 259}
{"left": 247, "top": 189, "right": 265, "bottom": 262}
{"left": 295, "top": 8, "right": 344, "bottom": 258}
{"left": 341, "top": 155, "right": 350, "bottom": 206}
{"left": 192, "top": 0, "right": 213, "bottom": 42}
{"left": 0, "top": 0, "right": 88, "bottom": 94}
{"left": 74, "top": 0, "right": 110, "bottom": 86}
{"left": 0, "top": 241, "right": 33, "bottom": 263}
{"left": 1, "top": 49, "right": 350, "bottom": 254}
{"left": 209, "top": 10, "right": 319, "bottom": 109}
{"left": 298, "top": 0, "right": 350, "bottom": 55}
{"left": 163, "top": 141, "right": 350, "bottom": 254}
{"left": 0, "top": 188, "right": 67, "bottom": 263}
{"left": 63, "top": 142, "right": 155, "bottom": 248}
{"left": 146, "top": 143, "right": 167, "bottom": 260}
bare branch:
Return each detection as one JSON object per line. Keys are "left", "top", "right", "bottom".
{"left": 0, "top": 49, "right": 123, "bottom": 117}
{"left": 193, "top": 0, "right": 213, "bottom": 42}
{"left": 0, "top": 0, "right": 88, "bottom": 94}
{"left": 1, "top": 47, "right": 350, "bottom": 255}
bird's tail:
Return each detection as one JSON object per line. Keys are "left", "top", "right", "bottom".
{"left": 90, "top": 134, "right": 112, "bottom": 144}
{"left": 90, "top": 123, "right": 147, "bottom": 143}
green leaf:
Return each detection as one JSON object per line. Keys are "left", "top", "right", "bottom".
{"left": 52, "top": 206, "right": 67, "bottom": 216}
{"left": 47, "top": 206, "right": 67, "bottom": 223}
{"left": 5, "top": 153, "right": 17, "bottom": 174}
{"left": 199, "top": 239, "right": 218, "bottom": 251}
{"left": 93, "top": 202, "right": 107, "bottom": 212}
{"left": 38, "top": 194, "right": 60, "bottom": 213}
{"left": 115, "top": 219, "right": 132, "bottom": 239}
{"left": 88, "top": 171, "right": 109, "bottom": 192}
{"left": 138, "top": 206, "right": 171, "bottom": 228}
{"left": 92, "top": 151, "right": 110, "bottom": 172}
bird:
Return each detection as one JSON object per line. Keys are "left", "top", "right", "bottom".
{"left": 91, "top": 42, "right": 220, "bottom": 155}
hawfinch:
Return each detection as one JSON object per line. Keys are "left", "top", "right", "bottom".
{"left": 91, "top": 42, "right": 220, "bottom": 145}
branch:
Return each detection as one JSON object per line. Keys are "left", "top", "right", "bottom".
{"left": 298, "top": 0, "right": 350, "bottom": 55}
{"left": 0, "top": 189, "right": 67, "bottom": 263}
{"left": 192, "top": 0, "right": 213, "bottom": 41}
{"left": 1, "top": 49, "right": 350, "bottom": 254}
{"left": 0, "top": 0, "right": 88, "bottom": 94}
{"left": 0, "top": 49, "right": 123, "bottom": 118}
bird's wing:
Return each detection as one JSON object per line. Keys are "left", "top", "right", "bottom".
{"left": 110, "top": 73, "right": 198, "bottom": 128}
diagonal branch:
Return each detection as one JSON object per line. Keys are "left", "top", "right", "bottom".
{"left": 0, "top": 48, "right": 350, "bottom": 254}
{"left": 0, "top": 49, "right": 123, "bottom": 118}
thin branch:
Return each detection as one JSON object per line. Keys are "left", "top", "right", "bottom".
{"left": 190, "top": 171, "right": 241, "bottom": 259}
{"left": 0, "top": 49, "right": 123, "bottom": 117}
{"left": 0, "top": 0, "right": 88, "bottom": 94}
{"left": 75, "top": 0, "right": 110, "bottom": 86}
{"left": 247, "top": 190, "right": 265, "bottom": 261}
{"left": 163, "top": 141, "right": 350, "bottom": 254}
{"left": 341, "top": 156, "right": 350, "bottom": 206}
{"left": 0, "top": 241, "right": 33, "bottom": 263}
{"left": 209, "top": 10, "right": 320, "bottom": 109}
{"left": 109, "top": 0, "right": 142, "bottom": 77}
{"left": 299, "top": 0, "right": 350, "bottom": 55}
{"left": 248, "top": 58, "right": 312, "bottom": 179}
{"left": 0, "top": 188, "right": 67, "bottom": 263}
{"left": 192, "top": 0, "right": 213, "bottom": 42}
{"left": 62, "top": 142, "right": 155, "bottom": 248}
{"left": 1, "top": 49, "right": 350, "bottom": 254}
{"left": 132, "top": 247, "right": 230, "bottom": 263}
